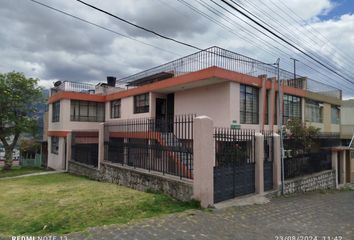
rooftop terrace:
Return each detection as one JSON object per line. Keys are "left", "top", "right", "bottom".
{"left": 119, "top": 46, "right": 341, "bottom": 99}
{"left": 51, "top": 46, "right": 341, "bottom": 99}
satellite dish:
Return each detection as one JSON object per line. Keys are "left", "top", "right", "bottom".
{"left": 54, "top": 81, "right": 62, "bottom": 87}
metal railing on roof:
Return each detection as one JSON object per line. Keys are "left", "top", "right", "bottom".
{"left": 51, "top": 81, "right": 96, "bottom": 95}
{"left": 118, "top": 46, "right": 341, "bottom": 99}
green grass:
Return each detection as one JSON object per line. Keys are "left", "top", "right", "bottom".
{"left": 0, "top": 173, "right": 198, "bottom": 236}
{"left": 0, "top": 166, "right": 47, "bottom": 178}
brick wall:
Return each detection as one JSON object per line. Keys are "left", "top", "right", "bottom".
{"left": 68, "top": 161, "right": 193, "bottom": 201}
{"left": 284, "top": 170, "right": 336, "bottom": 195}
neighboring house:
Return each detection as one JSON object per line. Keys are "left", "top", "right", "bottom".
{"left": 47, "top": 47, "right": 343, "bottom": 171}
{"left": 340, "top": 99, "right": 354, "bottom": 142}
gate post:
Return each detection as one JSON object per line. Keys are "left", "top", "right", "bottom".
{"left": 331, "top": 150, "right": 338, "bottom": 188}
{"left": 193, "top": 116, "right": 214, "bottom": 208}
{"left": 98, "top": 123, "right": 105, "bottom": 170}
{"left": 273, "top": 133, "right": 281, "bottom": 191}
{"left": 340, "top": 150, "right": 346, "bottom": 185}
{"left": 255, "top": 133, "right": 264, "bottom": 194}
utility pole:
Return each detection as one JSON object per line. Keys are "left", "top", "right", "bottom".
{"left": 290, "top": 58, "right": 298, "bottom": 81}
{"left": 275, "top": 58, "right": 284, "bottom": 195}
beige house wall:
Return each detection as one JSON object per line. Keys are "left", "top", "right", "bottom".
{"left": 105, "top": 93, "right": 159, "bottom": 122}
{"left": 49, "top": 99, "right": 102, "bottom": 132}
{"left": 47, "top": 136, "right": 66, "bottom": 170}
{"left": 322, "top": 103, "right": 331, "bottom": 132}
{"left": 174, "top": 82, "right": 232, "bottom": 127}
{"left": 305, "top": 102, "right": 340, "bottom": 133}
{"left": 340, "top": 100, "right": 354, "bottom": 139}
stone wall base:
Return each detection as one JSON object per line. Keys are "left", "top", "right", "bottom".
{"left": 284, "top": 170, "right": 336, "bottom": 195}
{"left": 68, "top": 161, "right": 193, "bottom": 202}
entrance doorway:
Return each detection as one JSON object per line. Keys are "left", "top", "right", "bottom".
{"left": 155, "top": 94, "right": 174, "bottom": 132}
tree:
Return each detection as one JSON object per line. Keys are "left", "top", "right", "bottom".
{"left": 0, "top": 72, "right": 42, "bottom": 170}
{"left": 19, "top": 139, "right": 40, "bottom": 159}
{"left": 284, "top": 118, "right": 320, "bottom": 156}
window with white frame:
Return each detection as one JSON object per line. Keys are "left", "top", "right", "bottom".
{"left": 240, "top": 84, "right": 259, "bottom": 124}
{"left": 52, "top": 101, "right": 60, "bottom": 122}
{"left": 70, "top": 100, "right": 105, "bottom": 122}
{"left": 305, "top": 99, "right": 323, "bottom": 123}
{"left": 331, "top": 105, "right": 340, "bottom": 124}
{"left": 134, "top": 93, "right": 149, "bottom": 114}
{"left": 283, "top": 94, "right": 301, "bottom": 123}
{"left": 51, "top": 137, "right": 59, "bottom": 154}
{"left": 111, "top": 99, "right": 121, "bottom": 118}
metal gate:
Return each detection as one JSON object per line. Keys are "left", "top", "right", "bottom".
{"left": 263, "top": 131, "right": 274, "bottom": 191}
{"left": 71, "top": 132, "right": 99, "bottom": 167}
{"left": 214, "top": 128, "right": 255, "bottom": 203}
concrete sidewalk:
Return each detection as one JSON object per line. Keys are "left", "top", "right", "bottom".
{"left": 67, "top": 190, "right": 354, "bottom": 240}
{"left": 0, "top": 170, "right": 66, "bottom": 181}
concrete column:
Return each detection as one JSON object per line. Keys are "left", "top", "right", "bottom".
{"left": 98, "top": 123, "right": 104, "bottom": 170}
{"left": 259, "top": 76, "right": 266, "bottom": 130}
{"left": 301, "top": 98, "right": 306, "bottom": 123}
{"left": 193, "top": 116, "right": 215, "bottom": 208}
{"left": 340, "top": 150, "right": 346, "bottom": 185}
{"left": 331, "top": 151, "right": 338, "bottom": 188}
{"left": 273, "top": 133, "right": 281, "bottom": 191}
{"left": 255, "top": 133, "right": 264, "bottom": 194}
{"left": 66, "top": 132, "right": 72, "bottom": 171}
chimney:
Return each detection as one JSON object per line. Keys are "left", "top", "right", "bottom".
{"left": 107, "top": 76, "right": 116, "bottom": 87}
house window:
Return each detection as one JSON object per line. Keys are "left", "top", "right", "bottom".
{"left": 51, "top": 137, "right": 59, "bottom": 154}
{"left": 331, "top": 105, "right": 340, "bottom": 124}
{"left": 283, "top": 94, "right": 301, "bottom": 123}
{"left": 240, "top": 84, "right": 259, "bottom": 124}
{"left": 134, "top": 93, "right": 149, "bottom": 114}
{"left": 305, "top": 99, "right": 323, "bottom": 123}
{"left": 70, "top": 100, "right": 105, "bottom": 122}
{"left": 52, "top": 101, "right": 60, "bottom": 122}
{"left": 111, "top": 100, "right": 121, "bottom": 118}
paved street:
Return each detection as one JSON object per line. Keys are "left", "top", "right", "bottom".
{"left": 68, "top": 191, "right": 354, "bottom": 240}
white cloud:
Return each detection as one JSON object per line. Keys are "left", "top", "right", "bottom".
{"left": 0, "top": 0, "right": 353, "bottom": 97}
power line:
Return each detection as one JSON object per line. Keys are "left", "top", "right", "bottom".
{"left": 75, "top": 0, "right": 203, "bottom": 52}
{"left": 271, "top": 0, "right": 354, "bottom": 66}
{"left": 75, "top": 0, "right": 272, "bottom": 66}
{"left": 204, "top": 0, "right": 353, "bottom": 90}
{"left": 221, "top": 0, "right": 354, "bottom": 85}
{"left": 174, "top": 0, "right": 282, "bottom": 60}
{"left": 28, "top": 0, "right": 180, "bottom": 56}
{"left": 240, "top": 0, "right": 354, "bottom": 79}
{"left": 29, "top": 0, "right": 352, "bottom": 94}
{"left": 231, "top": 0, "right": 354, "bottom": 89}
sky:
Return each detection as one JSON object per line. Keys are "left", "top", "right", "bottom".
{"left": 0, "top": 0, "right": 353, "bottom": 97}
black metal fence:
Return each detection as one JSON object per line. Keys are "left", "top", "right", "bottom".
{"left": 71, "top": 132, "right": 98, "bottom": 167}
{"left": 263, "top": 130, "right": 274, "bottom": 191}
{"left": 284, "top": 151, "right": 332, "bottom": 179}
{"left": 104, "top": 114, "right": 195, "bottom": 179}
{"left": 283, "top": 136, "right": 332, "bottom": 179}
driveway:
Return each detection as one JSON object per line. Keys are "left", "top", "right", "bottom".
{"left": 68, "top": 191, "right": 354, "bottom": 240}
